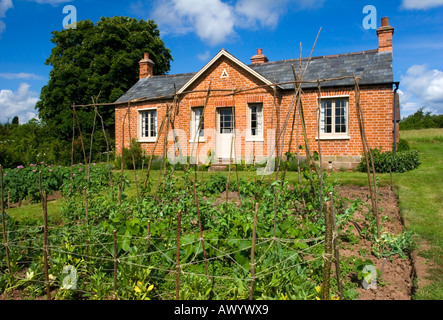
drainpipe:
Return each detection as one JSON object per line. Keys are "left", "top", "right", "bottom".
{"left": 393, "top": 82, "right": 400, "bottom": 154}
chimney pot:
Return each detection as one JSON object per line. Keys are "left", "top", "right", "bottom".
{"left": 377, "top": 17, "right": 394, "bottom": 53}
{"left": 251, "top": 48, "right": 269, "bottom": 64}
{"left": 139, "top": 52, "right": 155, "bottom": 79}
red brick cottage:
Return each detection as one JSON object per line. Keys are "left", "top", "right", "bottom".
{"left": 114, "top": 18, "right": 399, "bottom": 170}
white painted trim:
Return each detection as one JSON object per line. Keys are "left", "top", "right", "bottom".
{"left": 317, "top": 95, "right": 350, "bottom": 100}
{"left": 318, "top": 97, "right": 350, "bottom": 137}
{"left": 137, "top": 107, "right": 158, "bottom": 141}
{"left": 138, "top": 138, "right": 157, "bottom": 143}
{"left": 315, "top": 135, "right": 351, "bottom": 141}
{"left": 177, "top": 49, "right": 274, "bottom": 95}
{"left": 246, "top": 103, "right": 264, "bottom": 141}
{"left": 245, "top": 138, "right": 265, "bottom": 142}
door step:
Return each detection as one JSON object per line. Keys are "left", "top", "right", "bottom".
{"left": 208, "top": 165, "right": 228, "bottom": 172}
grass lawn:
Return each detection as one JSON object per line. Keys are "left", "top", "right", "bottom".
{"left": 395, "top": 129, "right": 443, "bottom": 299}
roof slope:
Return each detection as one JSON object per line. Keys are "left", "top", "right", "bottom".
{"left": 249, "top": 49, "right": 393, "bottom": 89}
{"left": 115, "top": 49, "right": 393, "bottom": 104}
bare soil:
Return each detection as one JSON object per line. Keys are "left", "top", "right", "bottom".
{"left": 336, "top": 185, "right": 432, "bottom": 300}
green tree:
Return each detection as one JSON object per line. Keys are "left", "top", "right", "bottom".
{"left": 400, "top": 107, "right": 443, "bottom": 130}
{"left": 36, "top": 16, "right": 173, "bottom": 144}
{"left": 11, "top": 116, "right": 19, "bottom": 126}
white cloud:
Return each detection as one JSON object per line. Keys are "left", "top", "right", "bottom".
{"left": 150, "top": 0, "right": 325, "bottom": 46}
{"left": 399, "top": 64, "right": 443, "bottom": 116}
{"left": 235, "top": 0, "right": 325, "bottom": 28}
{"left": 0, "top": 0, "right": 12, "bottom": 17}
{"left": 402, "top": 0, "right": 443, "bottom": 10}
{"left": 197, "top": 50, "right": 211, "bottom": 62}
{"left": 0, "top": 0, "right": 12, "bottom": 35}
{"left": 0, "top": 83, "right": 40, "bottom": 124}
{"left": 0, "top": 72, "right": 44, "bottom": 80}
{"left": 152, "top": 0, "right": 235, "bottom": 46}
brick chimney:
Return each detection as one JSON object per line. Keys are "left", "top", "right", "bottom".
{"left": 250, "top": 49, "right": 269, "bottom": 64}
{"left": 139, "top": 52, "right": 155, "bottom": 79}
{"left": 377, "top": 17, "right": 394, "bottom": 52}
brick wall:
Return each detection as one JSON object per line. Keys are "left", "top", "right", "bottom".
{"left": 115, "top": 57, "right": 395, "bottom": 168}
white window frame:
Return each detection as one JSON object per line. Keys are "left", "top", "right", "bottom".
{"left": 316, "top": 96, "right": 350, "bottom": 140}
{"left": 246, "top": 103, "right": 264, "bottom": 142}
{"left": 138, "top": 108, "right": 158, "bottom": 143}
{"left": 189, "top": 107, "right": 205, "bottom": 143}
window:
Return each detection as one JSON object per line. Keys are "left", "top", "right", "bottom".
{"left": 191, "top": 107, "right": 205, "bottom": 141}
{"left": 140, "top": 109, "right": 157, "bottom": 140}
{"left": 319, "top": 98, "right": 349, "bottom": 139}
{"left": 219, "top": 108, "right": 233, "bottom": 134}
{"left": 247, "top": 103, "right": 263, "bottom": 140}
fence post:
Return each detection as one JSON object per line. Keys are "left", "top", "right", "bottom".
{"left": 1, "top": 165, "right": 11, "bottom": 274}
{"left": 176, "top": 210, "right": 182, "bottom": 300}
{"left": 42, "top": 190, "right": 51, "bottom": 300}
{"left": 322, "top": 200, "right": 333, "bottom": 300}
{"left": 249, "top": 203, "right": 259, "bottom": 300}
{"left": 147, "top": 220, "right": 151, "bottom": 263}
{"left": 330, "top": 192, "right": 343, "bottom": 300}
{"left": 83, "top": 187, "right": 90, "bottom": 261}
{"left": 113, "top": 229, "right": 118, "bottom": 299}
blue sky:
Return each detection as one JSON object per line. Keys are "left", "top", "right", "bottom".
{"left": 0, "top": 0, "right": 442, "bottom": 124}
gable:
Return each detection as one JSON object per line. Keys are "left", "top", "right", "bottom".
{"left": 177, "top": 49, "right": 274, "bottom": 94}
{"left": 180, "top": 54, "right": 276, "bottom": 97}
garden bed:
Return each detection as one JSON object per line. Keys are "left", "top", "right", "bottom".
{"left": 0, "top": 169, "right": 427, "bottom": 301}
{"left": 336, "top": 185, "right": 427, "bottom": 300}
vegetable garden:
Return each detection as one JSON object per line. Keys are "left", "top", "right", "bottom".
{"left": 0, "top": 158, "right": 416, "bottom": 300}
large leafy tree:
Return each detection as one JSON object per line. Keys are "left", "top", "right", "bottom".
{"left": 36, "top": 16, "right": 173, "bottom": 143}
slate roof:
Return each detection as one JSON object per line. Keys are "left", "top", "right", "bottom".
{"left": 115, "top": 49, "right": 393, "bottom": 104}
{"left": 115, "top": 72, "right": 196, "bottom": 103}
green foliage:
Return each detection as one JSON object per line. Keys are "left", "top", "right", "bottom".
{"left": 400, "top": 108, "right": 443, "bottom": 131}
{"left": 114, "top": 139, "right": 144, "bottom": 170}
{"left": 397, "top": 138, "right": 410, "bottom": 152}
{"left": 0, "top": 119, "right": 114, "bottom": 168}
{"left": 372, "top": 231, "right": 417, "bottom": 259}
{"left": 2, "top": 163, "right": 110, "bottom": 204}
{"left": 36, "top": 17, "right": 173, "bottom": 141}
{"left": 357, "top": 148, "right": 421, "bottom": 173}
{"left": 1, "top": 164, "right": 366, "bottom": 300}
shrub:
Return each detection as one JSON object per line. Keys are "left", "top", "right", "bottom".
{"left": 357, "top": 148, "right": 420, "bottom": 173}
{"left": 201, "top": 174, "right": 227, "bottom": 195}
{"left": 396, "top": 139, "right": 410, "bottom": 152}
{"left": 114, "top": 139, "right": 144, "bottom": 170}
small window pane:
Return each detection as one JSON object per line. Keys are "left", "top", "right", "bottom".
{"left": 249, "top": 104, "right": 263, "bottom": 136}
{"left": 323, "top": 101, "right": 333, "bottom": 134}
{"left": 220, "top": 109, "right": 233, "bottom": 134}
{"left": 321, "top": 99, "right": 348, "bottom": 135}
{"left": 193, "top": 108, "right": 204, "bottom": 138}
{"left": 141, "top": 110, "right": 157, "bottom": 138}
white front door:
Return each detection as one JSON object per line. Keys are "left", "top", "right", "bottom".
{"left": 216, "top": 108, "right": 234, "bottom": 162}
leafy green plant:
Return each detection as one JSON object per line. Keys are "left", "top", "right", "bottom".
{"left": 357, "top": 148, "right": 421, "bottom": 173}
{"left": 372, "top": 231, "right": 416, "bottom": 259}
{"left": 397, "top": 138, "right": 410, "bottom": 152}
